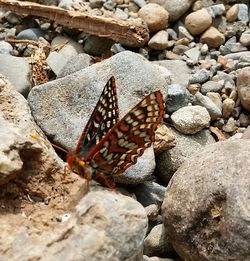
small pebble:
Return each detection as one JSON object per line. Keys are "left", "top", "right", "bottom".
{"left": 200, "top": 26, "right": 225, "bottom": 48}
{"left": 222, "top": 98, "right": 235, "bottom": 118}
{"left": 148, "top": 30, "right": 169, "bottom": 50}
{"left": 222, "top": 117, "right": 237, "bottom": 132}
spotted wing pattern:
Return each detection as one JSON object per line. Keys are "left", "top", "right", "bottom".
{"left": 75, "top": 76, "right": 119, "bottom": 159}
{"left": 86, "top": 91, "right": 164, "bottom": 177}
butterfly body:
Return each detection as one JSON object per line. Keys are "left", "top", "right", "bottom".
{"left": 67, "top": 76, "right": 164, "bottom": 190}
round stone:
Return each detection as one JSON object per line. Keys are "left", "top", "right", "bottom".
{"left": 185, "top": 9, "right": 212, "bottom": 35}
{"left": 148, "top": 30, "right": 169, "bottom": 50}
{"left": 200, "top": 26, "right": 225, "bottom": 48}
{"left": 138, "top": 3, "right": 169, "bottom": 33}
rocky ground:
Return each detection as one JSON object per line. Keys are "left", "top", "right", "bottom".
{"left": 0, "top": 0, "right": 250, "bottom": 260}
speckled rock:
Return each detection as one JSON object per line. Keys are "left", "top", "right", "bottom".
{"left": 240, "top": 32, "right": 250, "bottom": 47}
{"left": 138, "top": 3, "right": 169, "bottom": 33}
{"left": 171, "top": 105, "right": 211, "bottom": 134}
{"left": 2, "top": 190, "right": 148, "bottom": 261}
{"left": 162, "top": 139, "right": 250, "bottom": 261}
{"left": 185, "top": 9, "right": 212, "bottom": 35}
{"left": 200, "top": 26, "right": 225, "bottom": 48}
{"left": 201, "top": 80, "right": 223, "bottom": 94}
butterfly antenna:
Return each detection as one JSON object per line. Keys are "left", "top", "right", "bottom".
{"left": 29, "top": 133, "right": 69, "bottom": 154}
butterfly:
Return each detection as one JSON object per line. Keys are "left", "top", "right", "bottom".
{"left": 67, "top": 76, "right": 164, "bottom": 190}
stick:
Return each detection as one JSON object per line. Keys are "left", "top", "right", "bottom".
{"left": 0, "top": 0, "right": 149, "bottom": 47}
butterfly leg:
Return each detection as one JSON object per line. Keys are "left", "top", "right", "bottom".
{"left": 94, "top": 173, "right": 116, "bottom": 191}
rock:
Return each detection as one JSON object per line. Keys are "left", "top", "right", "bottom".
{"left": 0, "top": 74, "right": 83, "bottom": 199}
{"left": 16, "top": 28, "right": 45, "bottom": 40}
{"left": 134, "top": 182, "right": 166, "bottom": 207}
{"left": 148, "top": 30, "right": 169, "bottom": 50}
{"left": 185, "top": 9, "right": 212, "bottom": 35}
{"left": 145, "top": 204, "right": 159, "bottom": 221}
{"left": 201, "top": 80, "right": 223, "bottom": 94}
{"left": 89, "top": 0, "right": 104, "bottom": 9}
{"left": 222, "top": 98, "right": 235, "bottom": 118}
{"left": 200, "top": 26, "right": 225, "bottom": 49}
{"left": 0, "top": 41, "right": 13, "bottom": 54}
{"left": 184, "top": 47, "right": 201, "bottom": 64}
{"left": 171, "top": 105, "right": 211, "bottom": 134}
{"left": 189, "top": 69, "right": 210, "bottom": 84}
{"left": 237, "top": 66, "right": 250, "bottom": 111}
{"left": 239, "top": 32, "right": 250, "bottom": 47}
{"left": 2, "top": 191, "right": 147, "bottom": 260}
{"left": 226, "top": 4, "right": 238, "bottom": 23}
{"left": 149, "top": 0, "right": 194, "bottom": 22}
{"left": 242, "top": 126, "right": 250, "bottom": 139}
{"left": 162, "top": 139, "right": 250, "bottom": 261}
{"left": 113, "top": 8, "right": 128, "bottom": 20}
{"left": 165, "top": 84, "right": 190, "bottom": 114}
{"left": 28, "top": 51, "right": 169, "bottom": 184}
{"left": 206, "top": 92, "right": 223, "bottom": 111}
{"left": 222, "top": 117, "right": 237, "bottom": 133}
{"left": 153, "top": 60, "right": 192, "bottom": 87}
{"left": 84, "top": 35, "right": 114, "bottom": 56}
{"left": 46, "top": 51, "right": 68, "bottom": 76}
{"left": 155, "top": 128, "right": 215, "bottom": 185}
{"left": 138, "top": 4, "right": 169, "bottom": 33}
{"left": 154, "top": 124, "right": 176, "bottom": 155}
{"left": 144, "top": 224, "right": 174, "bottom": 257}
{"left": 238, "top": 112, "right": 250, "bottom": 127}
{"left": 205, "top": 4, "right": 225, "bottom": 18}
{"left": 193, "top": 92, "right": 222, "bottom": 120}
{"left": 0, "top": 55, "right": 31, "bottom": 96}
{"left": 187, "top": 83, "right": 200, "bottom": 95}
{"left": 237, "top": 3, "right": 249, "bottom": 22}
{"left": 51, "top": 36, "right": 84, "bottom": 59}
{"left": 178, "top": 26, "right": 194, "bottom": 42}
{"left": 57, "top": 53, "right": 92, "bottom": 78}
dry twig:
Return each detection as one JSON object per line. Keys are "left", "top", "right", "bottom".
{"left": 0, "top": 0, "right": 149, "bottom": 47}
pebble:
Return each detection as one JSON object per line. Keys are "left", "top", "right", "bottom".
{"left": 165, "top": 83, "right": 190, "bottom": 114}
{"left": 189, "top": 68, "right": 210, "bottom": 84}
{"left": 0, "top": 55, "right": 31, "bottom": 96}
{"left": 188, "top": 83, "right": 200, "bottom": 95}
{"left": 148, "top": 30, "right": 169, "bottom": 50}
{"left": 237, "top": 67, "right": 250, "bottom": 111}
{"left": 201, "top": 80, "right": 223, "bottom": 94}
{"left": 113, "top": 8, "right": 129, "bottom": 20}
{"left": 184, "top": 46, "right": 201, "bottom": 64}
{"left": 237, "top": 4, "right": 249, "bottom": 22}
{"left": 185, "top": 9, "right": 212, "bottom": 35}
{"left": 46, "top": 51, "right": 68, "bottom": 76}
{"left": 222, "top": 98, "right": 235, "bottom": 118}
{"left": 239, "top": 32, "right": 250, "bottom": 47}
{"left": 145, "top": 204, "right": 159, "bottom": 221}
{"left": 238, "top": 112, "right": 250, "bottom": 127}
{"left": 206, "top": 92, "right": 223, "bottom": 111}
{"left": 0, "top": 41, "right": 13, "bottom": 54}
{"left": 226, "top": 4, "right": 238, "bottom": 23}
{"left": 222, "top": 117, "right": 237, "bottom": 132}
{"left": 16, "top": 28, "right": 45, "bottom": 40}
{"left": 138, "top": 3, "right": 169, "bottom": 33}
{"left": 171, "top": 105, "right": 211, "bottom": 134}
{"left": 156, "top": 0, "right": 193, "bottom": 22}
{"left": 205, "top": 4, "right": 225, "bottom": 18}
{"left": 143, "top": 224, "right": 174, "bottom": 257}
{"left": 193, "top": 92, "right": 222, "bottom": 120}
{"left": 200, "top": 26, "right": 225, "bottom": 48}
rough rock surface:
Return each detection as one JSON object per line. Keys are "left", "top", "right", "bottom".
{"left": 162, "top": 140, "right": 250, "bottom": 261}
{"left": 2, "top": 191, "right": 148, "bottom": 261}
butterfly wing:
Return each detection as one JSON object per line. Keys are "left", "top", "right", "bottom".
{"left": 75, "top": 76, "right": 119, "bottom": 159}
{"left": 86, "top": 91, "right": 164, "bottom": 177}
